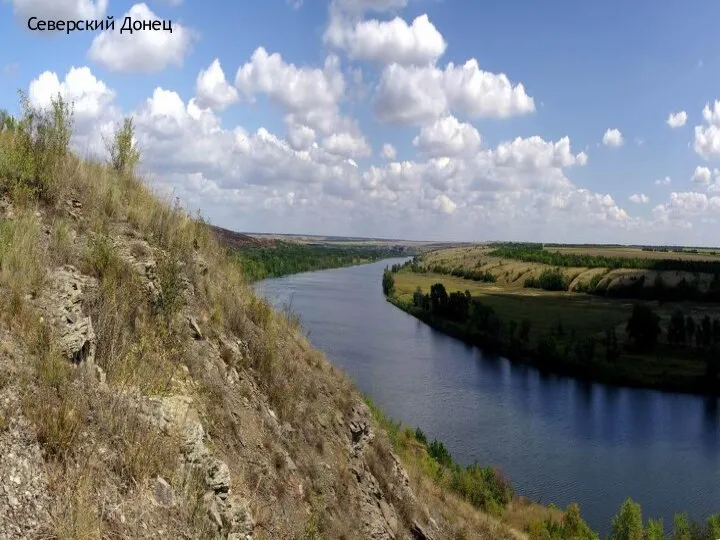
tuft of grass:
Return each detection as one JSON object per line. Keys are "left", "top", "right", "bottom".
{"left": 0, "top": 212, "right": 48, "bottom": 328}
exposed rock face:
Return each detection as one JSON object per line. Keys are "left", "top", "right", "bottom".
{"left": 0, "top": 389, "right": 51, "bottom": 540}
{"left": 44, "top": 265, "right": 98, "bottom": 366}
{"left": 138, "top": 394, "right": 255, "bottom": 538}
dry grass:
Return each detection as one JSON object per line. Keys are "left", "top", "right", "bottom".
{"left": 0, "top": 96, "right": 543, "bottom": 539}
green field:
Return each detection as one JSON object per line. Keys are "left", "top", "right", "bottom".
{"left": 393, "top": 271, "right": 633, "bottom": 342}
{"left": 390, "top": 267, "right": 717, "bottom": 393}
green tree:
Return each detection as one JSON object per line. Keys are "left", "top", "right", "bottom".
{"left": 382, "top": 268, "right": 395, "bottom": 297}
{"left": 609, "top": 498, "right": 643, "bottom": 540}
{"left": 430, "top": 282, "right": 449, "bottom": 316}
{"left": 672, "top": 512, "right": 691, "bottom": 540}
{"left": 626, "top": 304, "right": 661, "bottom": 350}
{"left": 644, "top": 518, "right": 664, "bottom": 540}
{"left": 105, "top": 116, "right": 141, "bottom": 174}
{"left": 412, "top": 286, "right": 424, "bottom": 308}
{"left": 562, "top": 503, "right": 598, "bottom": 539}
{"left": 667, "top": 309, "right": 686, "bottom": 345}
{"left": 706, "top": 513, "right": 720, "bottom": 539}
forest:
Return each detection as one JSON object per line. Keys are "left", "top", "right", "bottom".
{"left": 232, "top": 242, "right": 398, "bottom": 281}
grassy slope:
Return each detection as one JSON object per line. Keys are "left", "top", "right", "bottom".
{"left": 0, "top": 103, "right": 562, "bottom": 538}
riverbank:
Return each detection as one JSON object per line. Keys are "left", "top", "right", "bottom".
{"left": 388, "top": 269, "right": 720, "bottom": 396}
{"left": 228, "top": 241, "right": 405, "bottom": 281}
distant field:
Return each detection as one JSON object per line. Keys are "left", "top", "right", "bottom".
{"left": 549, "top": 246, "right": 720, "bottom": 261}
{"left": 393, "top": 271, "right": 634, "bottom": 342}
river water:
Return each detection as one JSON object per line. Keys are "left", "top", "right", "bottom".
{"left": 255, "top": 258, "right": 720, "bottom": 534}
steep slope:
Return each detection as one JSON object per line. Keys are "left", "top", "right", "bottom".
{"left": 0, "top": 110, "right": 530, "bottom": 538}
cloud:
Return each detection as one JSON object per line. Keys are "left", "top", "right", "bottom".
{"left": 413, "top": 115, "right": 481, "bottom": 157}
{"left": 667, "top": 110, "right": 687, "bottom": 128}
{"left": 9, "top": 0, "right": 108, "bottom": 22}
{"left": 629, "top": 193, "right": 649, "bottom": 204}
{"left": 692, "top": 166, "right": 712, "bottom": 185}
{"left": 235, "top": 47, "right": 345, "bottom": 133}
{"left": 285, "top": 122, "right": 316, "bottom": 151}
{"left": 380, "top": 143, "right": 396, "bottom": 160}
{"left": 602, "top": 128, "right": 623, "bottom": 147}
{"left": 195, "top": 59, "right": 239, "bottom": 112}
{"left": 325, "top": 14, "right": 446, "bottom": 66}
{"left": 694, "top": 101, "right": 720, "bottom": 160}
{"left": 655, "top": 176, "right": 672, "bottom": 186}
{"left": 432, "top": 194, "right": 457, "bottom": 215}
{"left": 374, "top": 60, "right": 535, "bottom": 125}
{"left": 321, "top": 131, "right": 372, "bottom": 159}
{"left": 34, "top": 66, "right": 720, "bottom": 243}
{"left": 653, "top": 192, "right": 720, "bottom": 224}
{"left": 88, "top": 3, "right": 194, "bottom": 74}
{"left": 28, "top": 66, "right": 116, "bottom": 123}
{"left": 492, "top": 136, "right": 587, "bottom": 170}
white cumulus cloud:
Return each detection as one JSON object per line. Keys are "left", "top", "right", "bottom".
{"left": 321, "top": 131, "right": 372, "bottom": 159}
{"left": 667, "top": 110, "right": 687, "bottom": 128}
{"left": 235, "top": 47, "right": 345, "bottom": 134}
{"left": 413, "top": 115, "right": 481, "bottom": 157}
{"left": 602, "top": 128, "right": 624, "bottom": 147}
{"left": 629, "top": 193, "right": 649, "bottom": 204}
{"left": 325, "top": 14, "right": 446, "bottom": 66}
{"left": 195, "top": 59, "right": 238, "bottom": 112}
{"left": 374, "top": 60, "right": 535, "bottom": 125}
{"left": 88, "top": 3, "right": 194, "bottom": 73}
{"left": 692, "top": 166, "right": 712, "bottom": 185}
{"left": 694, "top": 101, "right": 720, "bottom": 160}
{"left": 380, "top": 143, "right": 397, "bottom": 161}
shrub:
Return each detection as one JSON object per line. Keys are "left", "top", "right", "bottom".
{"left": 105, "top": 117, "right": 141, "bottom": 175}
{"left": 0, "top": 91, "right": 73, "bottom": 204}
{"left": 609, "top": 498, "right": 643, "bottom": 540}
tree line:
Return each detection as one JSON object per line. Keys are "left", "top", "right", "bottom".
{"left": 234, "top": 242, "right": 398, "bottom": 281}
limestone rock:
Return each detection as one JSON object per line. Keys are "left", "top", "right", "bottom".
{"left": 188, "top": 316, "right": 203, "bottom": 340}
{"left": 153, "top": 476, "right": 173, "bottom": 507}
{"left": 223, "top": 495, "right": 254, "bottom": 537}
{"left": 205, "top": 458, "right": 231, "bottom": 496}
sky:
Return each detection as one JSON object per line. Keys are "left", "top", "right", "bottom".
{"left": 2, "top": 0, "right": 720, "bottom": 245}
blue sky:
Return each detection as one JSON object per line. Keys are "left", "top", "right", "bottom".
{"left": 2, "top": 0, "right": 720, "bottom": 244}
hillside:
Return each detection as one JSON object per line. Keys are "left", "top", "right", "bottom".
{"left": 421, "top": 245, "right": 720, "bottom": 298}
{"left": 0, "top": 97, "right": 558, "bottom": 538}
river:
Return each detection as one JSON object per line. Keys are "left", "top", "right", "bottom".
{"left": 254, "top": 258, "right": 720, "bottom": 534}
